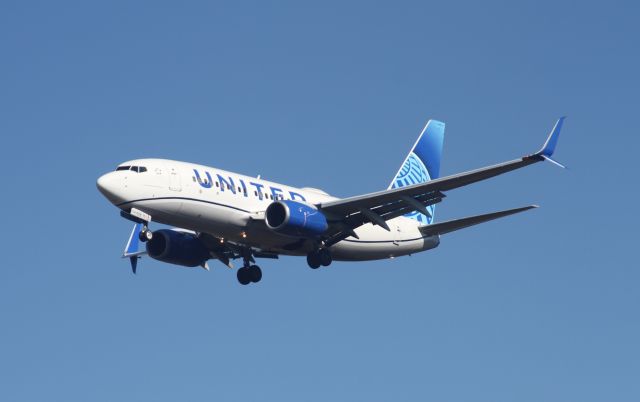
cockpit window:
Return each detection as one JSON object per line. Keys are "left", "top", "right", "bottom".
{"left": 115, "top": 165, "right": 147, "bottom": 172}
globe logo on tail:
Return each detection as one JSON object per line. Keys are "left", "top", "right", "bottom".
{"left": 391, "top": 153, "right": 435, "bottom": 224}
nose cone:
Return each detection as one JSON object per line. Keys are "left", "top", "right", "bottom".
{"left": 97, "top": 172, "right": 126, "bottom": 205}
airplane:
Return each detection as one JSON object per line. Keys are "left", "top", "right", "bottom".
{"left": 97, "top": 117, "right": 565, "bottom": 285}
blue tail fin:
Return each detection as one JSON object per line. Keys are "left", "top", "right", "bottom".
{"left": 388, "top": 119, "right": 445, "bottom": 225}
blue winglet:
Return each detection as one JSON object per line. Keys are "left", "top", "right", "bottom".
{"left": 122, "top": 223, "right": 145, "bottom": 274}
{"left": 124, "top": 223, "right": 143, "bottom": 256}
{"left": 536, "top": 117, "right": 566, "bottom": 168}
{"left": 538, "top": 117, "right": 565, "bottom": 157}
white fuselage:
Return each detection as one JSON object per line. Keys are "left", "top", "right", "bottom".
{"left": 97, "top": 159, "right": 439, "bottom": 261}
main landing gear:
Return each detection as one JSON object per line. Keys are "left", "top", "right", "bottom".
{"left": 237, "top": 265, "right": 262, "bottom": 285}
{"left": 139, "top": 225, "right": 153, "bottom": 242}
{"left": 307, "top": 248, "right": 332, "bottom": 269}
{"left": 237, "top": 249, "right": 262, "bottom": 285}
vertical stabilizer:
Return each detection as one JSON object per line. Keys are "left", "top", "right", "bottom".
{"left": 388, "top": 119, "right": 445, "bottom": 224}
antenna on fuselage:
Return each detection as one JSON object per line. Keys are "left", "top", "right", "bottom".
{"left": 257, "top": 174, "right": 261, "bottom": 179}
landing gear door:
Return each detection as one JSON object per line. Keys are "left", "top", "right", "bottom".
{"left": 169, "top": 169, "right": 182, "bottom": 192}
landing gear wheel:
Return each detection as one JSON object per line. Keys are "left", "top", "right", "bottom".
{"left": 139, "top": 228, "right": 153, "bottom": 242}
{"left": 249, "top": 265, "right": 262, "bottom": 283}
{"left": 237, "top": 267, "right": 251, "bottom": 285}
{"left": 307, "top": 253, "right": 321, "bottom": 269}
{"left": 318, "top": 249, "right": 332, "bottom": 267}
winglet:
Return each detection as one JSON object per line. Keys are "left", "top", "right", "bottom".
{"left": 129, "top": 256, "right": 138, "bottom": 274}
{"left": 123, "top": 223, "right": 143, "bottom": 257}
{"left": 123, "top": 223, "right": 146, "bottom": 274}
{"left": 536, "top": 117, "right": 566, "bottom": 168}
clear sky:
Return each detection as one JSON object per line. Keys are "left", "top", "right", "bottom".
{"left": 1, "top": 1, "right": 638, "bottom": 401}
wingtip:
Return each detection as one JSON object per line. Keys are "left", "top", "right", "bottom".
{"left": 535, "top": 117, "right": 566, "bottom": 169}
{"left": 541, "top": 155, "right": 567, "bottom": 169}
{"left": 129, "top": 256, "right": 138, "bottom": 274}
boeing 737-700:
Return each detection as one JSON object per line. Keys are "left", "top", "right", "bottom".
{"left": 97, "top": 117, "right": 565, "bottom": 285}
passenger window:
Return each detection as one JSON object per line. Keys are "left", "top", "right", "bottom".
{"left": 215, "top": 182, "right": 219, "bottom": 188}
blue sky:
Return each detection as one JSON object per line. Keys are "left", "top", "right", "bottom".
{"left": 1, "top": 1, "right": 638, "bottom": 401}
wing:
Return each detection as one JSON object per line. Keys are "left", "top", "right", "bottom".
{"left": 196, "top": 232, "right": 279, "bottom": 269}
{"left": 318, "top": 118, "right": 565, "bottom": 246}
{"left": 120, "top": 223, "right": 279, "bottom": 273}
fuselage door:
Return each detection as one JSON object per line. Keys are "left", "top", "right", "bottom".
{"left": 169, "top": 169, "right": 182, "bottom": 192}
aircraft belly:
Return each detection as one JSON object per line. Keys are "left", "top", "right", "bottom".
{"left": 128, "top": 199, "right": 183, "bottom": 224}
{"left": 330, "top": 222, "right": 440, "bottom": 261}
{"left": 176, "top": 199, "right": 249, "bottom": 235}
{"left": 127, "top": 198, "right": 440, "bottom": 262}
{"left": 330, "top": 239, "right": 422, "bottom": 261}
{"left": 130, "top": 199, "right": 247, "bottom": 237}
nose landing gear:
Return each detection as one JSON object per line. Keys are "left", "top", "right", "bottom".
{"left": 307, "top": 248, "right": 332, "bottom": 269}
{"left": 138, "top": 226, "right": 153, "bottom": 242}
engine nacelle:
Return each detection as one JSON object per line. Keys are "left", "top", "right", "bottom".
{"left": 265, "top": 200, "right": 328, "bottom": 237}
{"left": 146, "top": 229, "right": 210, "bottom": 267}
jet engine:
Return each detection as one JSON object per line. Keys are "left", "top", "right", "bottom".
{"left": 146, "top": 229, "right": 210, "bottom": 267}
{"left": 265, "top": 200, "right": 328, "bottom": 237}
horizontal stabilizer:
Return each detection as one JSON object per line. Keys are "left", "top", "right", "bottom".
{"left": 419, "top": 205, "right": 537, "bottom": 237}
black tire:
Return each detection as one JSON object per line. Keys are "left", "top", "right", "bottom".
{"left": 307, "top": 253, "right": 321, "bottom": 269}
{"left": 249, "top": 265, "right": 262, "bottom": 283}
{"left": 237, "top": 267, "right": 251, "bottom": 285}
{"left": 319, "top": 249, "right": 332, "bottom": 267}
{"left": 139, "top": 229, "right": 152, "bottom": 243}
